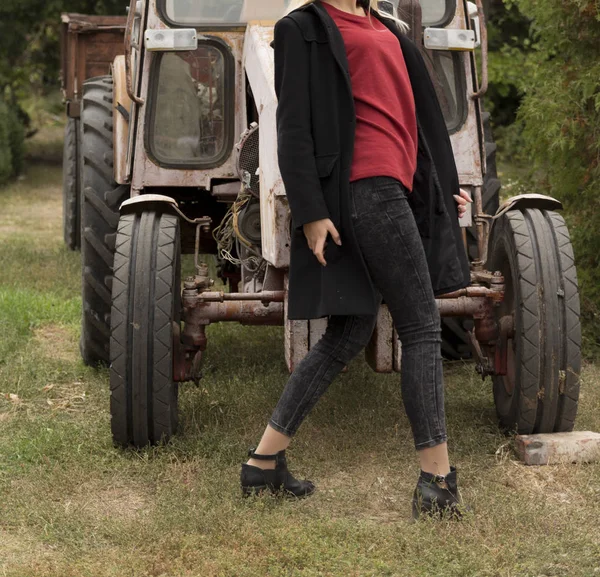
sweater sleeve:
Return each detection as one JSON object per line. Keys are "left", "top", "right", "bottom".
{"left": 273, "top": 17, "right": 331, "bottom": 229}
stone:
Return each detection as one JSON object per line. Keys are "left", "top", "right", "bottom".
{"left": 515, "top": 431, "right": 600, "bottom": 465}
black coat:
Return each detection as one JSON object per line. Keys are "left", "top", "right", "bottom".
{"left": 273, "top": 1, "right": 470, "bottom": 320}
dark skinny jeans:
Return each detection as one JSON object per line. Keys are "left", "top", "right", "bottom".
{"left": 269, "top": 176, "right": 447, "bottom": 450}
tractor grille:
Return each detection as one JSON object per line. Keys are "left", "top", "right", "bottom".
{"left": 235, "top": 122, "right": 260, "bottom": 198}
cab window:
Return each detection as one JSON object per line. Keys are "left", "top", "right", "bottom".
{"left": 161, "top": 0, "right": 292, "bottom": 27}
{"left": 419, "top": 0, "right": 456, "bottom": 27}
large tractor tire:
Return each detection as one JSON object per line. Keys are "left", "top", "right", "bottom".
{"left": 110, "top": 210, "right": 181, "bottom": 448}
{"left": 440, "top": 111, "right": 502, "bottom": 359}
{"left": 488, "top": 209, "right": 581, "bottom": 434}
{"left": 62, "top": 117, "right": 80, "bottom": 251}
{"left": 79, "top": 75, "right": 129, "bottom": 366}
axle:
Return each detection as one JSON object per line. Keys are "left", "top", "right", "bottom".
{"left": 173, "top": 269, "right": 506, "bottom": 383}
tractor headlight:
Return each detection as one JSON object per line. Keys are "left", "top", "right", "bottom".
{"left": 145, "top": 28, "right": 199, "bottom": 52}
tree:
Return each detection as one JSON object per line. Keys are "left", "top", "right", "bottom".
{"left": 0, "top": 0, "right": 127, "bottom": 99}
{"left": 513, "top": 0, "right": 600, "bottom": 351}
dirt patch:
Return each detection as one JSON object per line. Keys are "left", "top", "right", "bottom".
{"left": 0, "top": 528, "right": 57, "bottom": 571}
{"left": 0, "top": 199, "right": 62, "bottom": 243}
{"left": 33, "top": 325, "right": 78, "bottom": 363}
{"left": 0, "top": 167, "right": 63, "bottom": 244}
{"left": 500, "top": 460, "right": 587, "bottom": 505}
{"left": 315, "top": 456, "right": 413, "bottom": 523}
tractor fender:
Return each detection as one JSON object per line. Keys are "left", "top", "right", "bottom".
{"left": 486, "top": 194, "right": 563, "bottom": 264}
{"left": 494, "top": 193, "right": 563, "bottom": 220}
{"left": 120, "top": 194, "right": 180, "bottom": 215}
{"left": 111, "top": 55, "right": 132, "bottom": 186}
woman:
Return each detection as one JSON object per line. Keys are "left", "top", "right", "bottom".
{"left": 240, "top": 0, "right": 473, "bottom": 519}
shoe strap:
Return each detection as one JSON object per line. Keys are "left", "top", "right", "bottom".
{"left": 248, "top": 447, "right": 282, "bottom": 460}
{"left": 422, "top": 466, "right": 456, "bottom": 484}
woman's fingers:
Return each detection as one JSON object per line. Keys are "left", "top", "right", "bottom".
{"left": 314, "top": 236, "right": 327, "bottom": 266}
{"left": 459, "top": 188, "right": 473, "bottom": 202}
{"left": 302, "top": 218, "right": 339, "bottom": 265}
{"left": 454, "top": 195, "right": 467, "bottom": 217}
{"left": 455, "top": 189, "right": 473, "bottom": 219}
{"left": 327, "top": 222, "right": 342, "bottom": 246}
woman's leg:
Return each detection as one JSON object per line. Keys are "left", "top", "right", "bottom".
{"left": 350, "top": 177, "right": 451, "bottom": 476}
{"left": 247, "top": 313, "right": 378, "bottom": 468}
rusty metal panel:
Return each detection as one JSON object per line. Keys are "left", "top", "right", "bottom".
{"left": 61, "top": 13, "right": 128, "bottom": 29}
{"left": 444, "top": 1, "right": 484, "bottom": 187}
{"left": 244, "top": 23, "right": 291, "bottom": 269}
{"left": 61, "top": 13, "right": 127, "bottom": 118}
{"left": 365, "top": 305, "right": 394, "bottom": 373}
{"left": 112, "top": 55, "right": 132, "bottom": 185}
{"left": 131, "top": 1, "right": 246, "bottom": 192}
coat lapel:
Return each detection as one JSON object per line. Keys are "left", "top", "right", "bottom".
{"left": 307, "top": 2, "right": 355, "bottom": 106}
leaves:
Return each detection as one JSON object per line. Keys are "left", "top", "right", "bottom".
{"left": 0, "top": 0, "right": 127, "bottom": 96}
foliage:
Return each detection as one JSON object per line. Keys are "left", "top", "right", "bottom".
{"left": 507, "top": 0, "right": 600, "bottom": 352}
{"left": 485, "top": 0, "right": 531, "bottom": 126}
{"left": 0, "top": 0, "right": 127, "bottom": 99}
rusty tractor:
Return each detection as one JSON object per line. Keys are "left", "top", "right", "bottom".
{"left": 73, "top": 0, "right": 581, "bottom": 448}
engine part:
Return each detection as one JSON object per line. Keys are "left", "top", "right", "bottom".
{"left": 235, "top": 122, "right": 260, "bottom": 198}
{"left": 236, "top": 201, "right": 262, "bottom": 246}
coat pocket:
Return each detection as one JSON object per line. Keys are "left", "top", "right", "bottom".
{"left": 315, "top": 153, "right": 339, "bottom": 178}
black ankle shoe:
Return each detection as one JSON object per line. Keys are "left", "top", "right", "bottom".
{"left": 240, "top": 447, "right": 316, "bottom": 498}
{"left": 412, "top": 466, "right": 468, "bottom": 519}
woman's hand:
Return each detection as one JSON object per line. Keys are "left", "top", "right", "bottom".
{"left": 454, "top": 188, "right": 474, "bottom": 218}
{"left": 303, "top": 218, "right": 342, "bottom": 267}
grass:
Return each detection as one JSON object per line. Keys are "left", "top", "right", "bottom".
{"left": 1, "top": 155, "right": 600, "bottom": 576}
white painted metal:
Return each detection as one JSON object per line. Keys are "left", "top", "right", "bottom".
{"left": 244, "top": 22, "right": 291, "bottom": 269}
{"left": 119, "top": 193, "right": 179, "bottom": 211}
{"left": 309, "top": 318, "right": 328, "bottom": 349}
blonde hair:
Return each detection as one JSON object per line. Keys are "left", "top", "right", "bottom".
{"left": 286, "top": 0, "right": 409, "bottom": 33}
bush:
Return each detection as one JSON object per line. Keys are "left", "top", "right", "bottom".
{"left": 513, "top": 0, "right": 600, "bottom": 353}
{"left": 0, "top": 100, "right": 25, "bottom": 186}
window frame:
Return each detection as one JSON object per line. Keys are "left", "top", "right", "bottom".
{"left": 158, "top": 0, "right": 253, "bottom": 30}
{"left": 419, "top": 0, "right": 457, "bottom": 28}
{"left": 144, "top": 36, "right": 236, "bottom": 170}
{"left": 430, "top": 50, "right": 468, "bottom": 135}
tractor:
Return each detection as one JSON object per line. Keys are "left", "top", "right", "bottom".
{"left": 74, "top": 0, "right": 581, "bottom": 448}
{"left": 60, "top": 12, "right": 127, "bottom": 251}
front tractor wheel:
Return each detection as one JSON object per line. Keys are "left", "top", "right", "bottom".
{"left": 488, "top": 209, "right": 581, "bottom": 434}
{"left": 110, "top": 210, "right": 181, "bottom": 448}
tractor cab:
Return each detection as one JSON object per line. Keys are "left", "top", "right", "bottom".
{"left": 69, "top": 0, "right": 582, "bottom": 448}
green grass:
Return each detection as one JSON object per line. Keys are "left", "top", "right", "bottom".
{"left": 1, "top": 160, "right": 600, "bottom": 577}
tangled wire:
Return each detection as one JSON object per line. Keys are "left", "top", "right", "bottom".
{"left": 212, "top": 192, "right": 263, "bottom": 273}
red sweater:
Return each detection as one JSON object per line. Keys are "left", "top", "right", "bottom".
{"left": 323, "top": 3, "right": 418, "bottom": 190}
